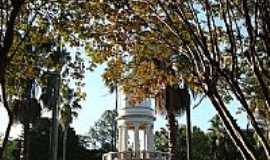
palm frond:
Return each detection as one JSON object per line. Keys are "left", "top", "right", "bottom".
{"left": 155, "top": 83, "right": 191, "bottom": 118}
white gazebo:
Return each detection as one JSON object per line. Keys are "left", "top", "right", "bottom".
{"left": 102, "top": 92, "right": 170, "bottom": 160}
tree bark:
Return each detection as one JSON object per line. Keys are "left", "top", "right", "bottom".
{"left": 62, "top": 128, "right": 68, "bottom": 160}
{"left": 186, "top": 104, "right": 192, "bottom": 160}
{"left": 51, "top": 98, "right": 59, "bottom": 160}
{"left": 167, "top": 112, "right": 177, "bottom": 160}
{"left": 0, "top": 78, "right": 13, "bottom": 160}
{"left": 51, "top": 75, "right": 60, "bottom": 160}
{"left": 1, "top": 0, "right": 24, "bottom": 58}
{"left": 23, "top": 79, "right": 33, "bottom": 160}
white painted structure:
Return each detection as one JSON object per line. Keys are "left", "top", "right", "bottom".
{"left": 102, "top": 91, "right": 170, "bottom": 160}
{"left": 117, "top": 95, "right": 155, "bottom": 153}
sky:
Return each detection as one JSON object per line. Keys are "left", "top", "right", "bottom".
{"left": 0, "top": 57, "right": 248, "bottom": 139}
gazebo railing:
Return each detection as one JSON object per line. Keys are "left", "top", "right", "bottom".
{"left": 102, "top": 151, "right": 171, "bottom": 160}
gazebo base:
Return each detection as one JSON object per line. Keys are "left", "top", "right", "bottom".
{"left": 102, "top": 151, "right": 171, "bottom": 160}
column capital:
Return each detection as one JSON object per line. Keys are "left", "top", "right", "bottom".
{"left": 145, "top": 123, "right": 153, "bottom": 129}
{"left": 133, "top": 122, "right": 141, "bottom": 129}
{"left": 119, "top": 123, "right": 128, "bottom": 128}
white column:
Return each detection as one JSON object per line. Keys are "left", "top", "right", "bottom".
{"left": 118, "top": 126, "right": 123, "bottom": 151}
{"left": 122, "top": 126, "right": 128, "bottom": 151}
{"left": 134, "top": 124, "right": 140, "bottom": 152}
{"left": 144, "top": 129, "right": 147, "bottom": 151}
{"left": 147, "top": 124, "right": 154, "bottom": 151}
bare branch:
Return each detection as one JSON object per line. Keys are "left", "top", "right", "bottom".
{"left": 193, "top": 94, "right": 206, "bottom": 109}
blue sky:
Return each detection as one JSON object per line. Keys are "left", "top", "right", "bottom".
{"left": 0, "top": 58, "right": 248, "bottom": 138}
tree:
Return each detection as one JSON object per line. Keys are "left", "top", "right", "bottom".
{"left": 59, "top": 85, "right": 82, "bottom": 160}
{"left": 2, "top": 69, "right": 41, "bottom": 160}
{"left": 39, "top": 51, "right": 85, "bottom": 160}
{"left": 88, "top": 110, "right": 117, "bottom": 151}
{"left": 0, "top": 1, "right": 51, "bottom": 156}
{"left": 149, "top": 53, "right": 193, "bottom": 160}
{"left": 155, "top": 125, "right": 244, "bottom": 160}
{"left": 208, "top": 115, "right": 224, "bottom": 159}
{"left": 155, "top": 83, "right": 191, "bottom": 160}
{"left": 0, "top": 1, "right": 87, "bottom": 158}
{"left": 83, "top": 1, "right": 270, "bottom": 159}
{"left": 2, "top": 38, "right": 85, "bottom": 160}
{"left": 191, "top": 127, "right": 211, "bottom": 160}
{"left": 154, "top": 128, "right": 169, "bottom": 153}
{"left": 181, "top": 84, "right": 192, "bottom": 160}
{"left": 22, "top": 117, "right": 93, "bottom": 160}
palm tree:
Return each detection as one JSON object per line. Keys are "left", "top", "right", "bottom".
{"left": 180, "top": 84, "right": 191, "bottom": 160}
{"left": 153, "top": 53, "right": 194, "bottom": 160}
{"left": 59, "top": 86, "right": 81, "bottom": 160}
{"left": 155, "top": 83, "right": 191, "bottom": 160}
{"left": 39, "top": 73, "right": 60, "bottom": 160}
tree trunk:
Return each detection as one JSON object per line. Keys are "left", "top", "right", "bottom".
{"left": 0, "top": 79, "right": 13, "bottom": 160}
{"left": 51, "top": 75, "right": 60, "bottom": 160}
{"left": 207, "top": 88, "right": 256, "bottom": 160}
{"left": 51, "top": 97, "right": 59, "bottom": 160}
{"left": 23, "top": 122, "right": 30, "bottom": 160}
{"left": 23, "top": 79, "right": 32, "bottom": 160}
{"left": 167, "top": 112, "right": 177, "bottom": 160}
{"left": 62, "top": 128, "right": 68, "bottom": 160}
{"left": 186, "top": 104, "right": 192, "bottom": 160}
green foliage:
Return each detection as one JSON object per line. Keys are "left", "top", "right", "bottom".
{"left": 208, "top": 115, "right": 266, "bottom": 160}
{"left": 88, "top": 110, "right": 117, "bottom": 151}
{"left": 154, "top": 128, "right": 169, "bottom": 152}
{"left": 2, "top": 140, "right": 19, "bottom": 160}
{"left": 155, "top": 124, "right": 241, "bottom": 160}
{"left": 155, "top": 115, "right": 266, "bottom": 160}
{"left": 12, "top": 117, "right": 95, "bottom": 160}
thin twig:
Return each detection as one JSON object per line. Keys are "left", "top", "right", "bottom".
{"left": 193, "top": 94, "right": 206, "bottom": 109}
